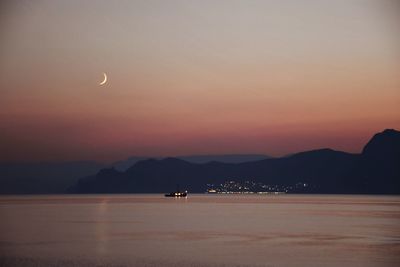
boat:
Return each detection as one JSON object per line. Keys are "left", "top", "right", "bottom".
{"left": 164, "top": 191, "right": 187, "bottom": 197}
{"left": 165, "top": 185, "right": 187, "bottom": 197}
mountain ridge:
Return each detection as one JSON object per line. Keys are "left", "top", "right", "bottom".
{"left": 69, "top": 129, "right": 400, "bottom": 194}
{"left": 112, "top": 154, "right": 271, "bottom": 171}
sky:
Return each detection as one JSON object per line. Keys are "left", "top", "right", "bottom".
{"left": 0, "top": 0, "right": 399, "bottom": 162}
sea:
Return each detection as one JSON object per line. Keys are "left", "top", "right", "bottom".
{"left": 0, "top": 194, "right": 399, "bottom": 267}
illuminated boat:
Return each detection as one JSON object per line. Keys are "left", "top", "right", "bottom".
{"left": 164, "top": 191, "right": 187, "bottom": 197}
{"left": 165, "top": 185, "right": 187, "bottom": 197}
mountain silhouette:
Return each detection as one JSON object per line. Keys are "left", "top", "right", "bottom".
{"left": 0, "top": 161, "right": 105, "bottom": 194}
{"left": 69, "top": 129, "right": 400, "bottom": 194}
{"left": 362, "top": 129, "right": 400, "bottom": 160}
{"left": 0, "top": 155, "right": 270, "bottom": 194}
{"left": 356, "top": 129, "right": 400, "bottom": 193}
{"left": 112, "top": 154, "right": 271, "bottom": 171}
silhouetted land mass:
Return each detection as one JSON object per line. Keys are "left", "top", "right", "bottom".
{"left": 0, "top": 155, "right": 270, "bottom": 194}
{"left": 112, "top": 154, "right": 271, "bottom": 171}
{"left": 0, "top": 162, "right": 105, "bottom": 194}
{"left": 70, "top": 129, "right": 400, "bottom": 194}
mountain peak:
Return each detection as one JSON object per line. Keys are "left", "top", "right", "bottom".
{"left": 362, "top": 129, "right": 400, "bottom": 157}
{"left": 382, "top": 128, "right": 398, "bottom": 134}
{"left": 290, "top": 148, "right": 348, "bottom": 159}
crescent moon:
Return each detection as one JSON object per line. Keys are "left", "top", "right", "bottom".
{"left": 99, "top": 72, "right": 107, "bottom": 85}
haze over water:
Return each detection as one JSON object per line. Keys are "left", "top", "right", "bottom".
{"left": 0, "top": 194, "right": 399, "bottom": 267}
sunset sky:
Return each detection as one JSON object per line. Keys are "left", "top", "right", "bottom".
{"left": 1, "top": 0, "right": 399, "bottom": 162}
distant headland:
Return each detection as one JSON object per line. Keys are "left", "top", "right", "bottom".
{"left": 1, "top": 129, "right": 399, "bottom": 195}
{"left": 68, "top": 129, "right": 400, "bottom": 195}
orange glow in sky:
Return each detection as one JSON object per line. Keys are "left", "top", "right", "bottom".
{"left": 0, "top": 0, "right": 399, "bottom": 162}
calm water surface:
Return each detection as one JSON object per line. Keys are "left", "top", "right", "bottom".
{"left": 0, "top": 194, "right": 399, "bottom": 267}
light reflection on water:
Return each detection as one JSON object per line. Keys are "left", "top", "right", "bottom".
{"left": 95, "top": 198, "right": 110, "bottom": 256}
{"left": 0, "top": 194, "right": 399, "bottom": 267}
